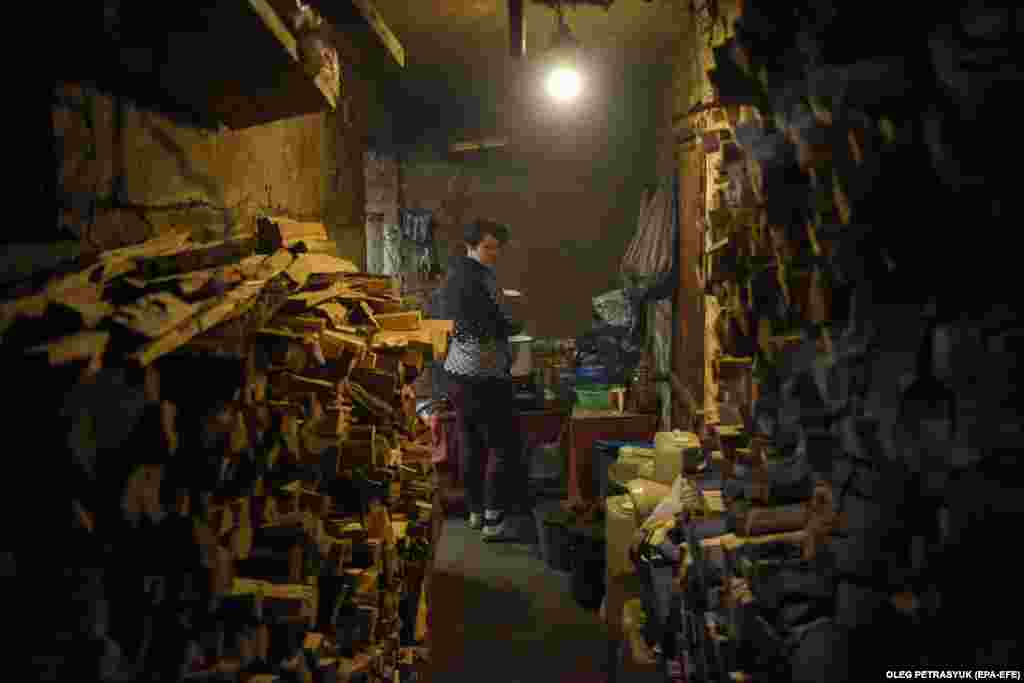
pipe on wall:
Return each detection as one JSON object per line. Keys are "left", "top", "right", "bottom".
{"left": 509, "top": 0, "right": 526, "bottom": 58}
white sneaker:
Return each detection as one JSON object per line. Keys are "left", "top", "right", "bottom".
{"left": 468, "top": 512, "right": 484, "bottom": 530}
{"left": 482, "top": 512, "right": 527, "bottom": 543}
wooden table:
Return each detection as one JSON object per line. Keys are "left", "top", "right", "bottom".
{"left": 567, "top": 408, "right": 661, "bottom": 502}
{"left": 514, "top": 409, "right": 570, "bottom": 451}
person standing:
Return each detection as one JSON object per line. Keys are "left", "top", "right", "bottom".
{"left": 442, "top": 219, "right": 530, "bottom": 541}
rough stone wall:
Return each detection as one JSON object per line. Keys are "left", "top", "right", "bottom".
{"left": 53, "top": 82, "right": 367, "bottom": 266}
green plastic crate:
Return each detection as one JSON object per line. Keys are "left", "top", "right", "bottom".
{"left": 575, "top": 386, "right": 611, "bottom": 410}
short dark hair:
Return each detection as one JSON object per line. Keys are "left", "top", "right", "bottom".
{"left": 464, "top": 219, "right": 510, "bottom": 247}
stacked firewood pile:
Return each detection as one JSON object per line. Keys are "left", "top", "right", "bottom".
{"left": 654, "top": 1, "right": 1023, "bottom": 680}
{"left": 9, "top": 217, "right": 447, "bottom": 682}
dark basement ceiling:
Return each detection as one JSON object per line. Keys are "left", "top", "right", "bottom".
{"left": 369, "top": 0, "right": 684, "bottom": 151}
{"left": 375, "top": 0, "right": 682, "bottom": 71}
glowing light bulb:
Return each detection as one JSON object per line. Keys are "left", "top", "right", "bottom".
{"left": 545, "top": 66, "right": 581, "bottom": 102}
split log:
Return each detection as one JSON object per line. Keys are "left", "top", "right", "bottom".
{"left": 252, "top": 249, "right": 296, "bottom": 280}
{"left": 353, "top": 301, "right": 380, "bottom": 328}
{"left": 373, "top": 311, "right": 421, "bottom": 332}
{"left": 743, "top": 504, "right": 808, "bottom": 537}
{"left": 211, "top": 545, "right": 236, "bottom": 596}
{"left": 26, "top": 330, "right": 110, "bottom": 367}
{"left": 349, "top": 369, "right": 397, "bottom": 404}
{"left": 284, "top": 254, "right": 316, "bottom": 290}
{"left": 346, "top": 382, "right": 393, "bottom": 419}
{"left": 372, "top": 351, "right": 403, "bottom": 377}
{"left": 122, "top": 464, "right": 166, "bottom": 526}
{"left": 269, "top": 372, "right": 339, "bottom": 404}
{"left": 257, "top": 216, "right": 329, "bottom": 252}
{"left": 131, "top": 280, "right": 275, "bottom": 366}
{"left": 135, "top": 236, "right": 258, "bottom": 280}
{"left": 298, "top": 254, "right": 358, "bottom": 276}
{"left": 320, "top": 330, "right": 368, "bottom": 359}
{"left": 272, "top": 315, "right": 327, "bottom": 334}
{"left": 297, "top": 238, "right": 338, "bottom": 255}
{"left": 400, "top": 349, "right": 424, "bottom": 373}
{"left": 339, "top": 440, "right": 377, "bottom": 469}
{"left": 250, "top": 496, "right": 280, "bottom": 527}
{"left": 315, "top": 303, "right": 349, "bottom": 329}
{"left": 229, "top": 524, "right": 254, "bottom": 561}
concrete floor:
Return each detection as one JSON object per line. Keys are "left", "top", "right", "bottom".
{"left": 427, "top": 516, "right": 612, "bottom": 683}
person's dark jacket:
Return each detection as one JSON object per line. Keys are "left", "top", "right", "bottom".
{"left": 442, "top": 255, "right": 522, "bottom": 348}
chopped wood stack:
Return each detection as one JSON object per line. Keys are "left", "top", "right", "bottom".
{"left": 6, "top": 225, "right": 446, "bottom": 681}
{"left": 661, "top": 0, "right": 1021, "bottom": 677}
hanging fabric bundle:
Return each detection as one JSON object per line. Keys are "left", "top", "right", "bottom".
{"left": 400, "top": 209, "right": 435, "bottom": 273}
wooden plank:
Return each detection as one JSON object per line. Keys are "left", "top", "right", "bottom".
{"left": 282, "top": 282, "right": 349, "bottom": 313}
{"left": 284, "top": 254, "right": 316, "bottom": 290}
{"left": 301, "top": 254, "right": 359, "bottom": 275}
{"left": 320, "top": 329, "right": 368, "bottom": 358}
{"left": 316, "top": 0, "right": 405, "bottom": 67}
{"left": 258, "top": 216, "right": 330, "bottom": 251}
{"left": 316, "top": 302, "right": 349, "bottom": 328}
{"left": 131, "top": 281, "right": 268, "bottom": 366}
{"left": 27, "top": 330, "right": 110, "bottom": 366}
{"left": 112, "top": 292, "right": 198, "bottom": 338}
{"left": 358, "top": 301, "right": 380, "bottom": 328}
{"left": 249, "top": 249, "right": 295, "bottom": 280}
{"left": 249, "top": 0, "right": 299, "bottom": 61}
{"left": 99, "top": 231, "right": 193, "bottom": 266}
{"left": 271, "top": 315, "right": 327, "bottom": 334}
{"left": 373, "top": 311, "right": 420, "bottom": 332}
{"left": 400, "top": 348, "right": 424, "bottom": 373}
{"left": 297, "top": 239, "right": 339, "bottom": 255}
{"left": 135, "top": 237, "right": 258, "bottom": 279}
{"left": 350, "top": 368, "right": 397, "bottom": 404}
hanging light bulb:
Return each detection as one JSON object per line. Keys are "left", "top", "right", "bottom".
{"left": 546, "top": 65, "right": 581, "bottom": 101}
{"left": 543, "top": 5, "right": 583, "bottom": 103}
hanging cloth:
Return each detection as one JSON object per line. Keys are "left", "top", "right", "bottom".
{"left": 400, "top": 208, "right": 435, "bottom": 273}
{"left": 401, "top": 209, "right": 434, "bottom": 245}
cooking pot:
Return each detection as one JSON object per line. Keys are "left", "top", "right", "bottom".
{"left": 509, "top": 335, "right": 534, "bottom": 377}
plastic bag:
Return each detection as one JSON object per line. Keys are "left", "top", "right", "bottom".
{"left": 593, "top": 289, "right": 634, "bottom": 328}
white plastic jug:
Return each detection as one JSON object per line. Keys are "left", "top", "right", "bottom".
{"left": 606, "top": 495, "right": 639, "bottom": 579}
{"left": 625, "top": 479, "right": 673, "bottom": 519}
{"left": 616, "top": 446, "right": 656, "bottom": 481}
{"left": 653, "top": 430, "right": 701, "bottom": 484}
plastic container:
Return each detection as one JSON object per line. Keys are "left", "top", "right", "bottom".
{"left": 529, "top": 442, "right": 563, "bottom": 482}
{"left": 653, "top": 430, "right": 702, "bottom": 484}
{"left": 535, "top": 504, "right": 574, "bottom": 572}
{"left": 593, "top": 440, "right": 655, "bottom": 499}
{"left": 576, "top": 365, "right": 609, "bottom": 386}
{"left": 569, "top": 524, "right": 606, "bottom": 610}
{"left": 606, "top": 495, "right": 639, "bottom": 579}
{"left": 618, "top": 445, "right": 657, "bottom": 480}
{"left": 575, "top": 386, "right": 612, "bottom": 410}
